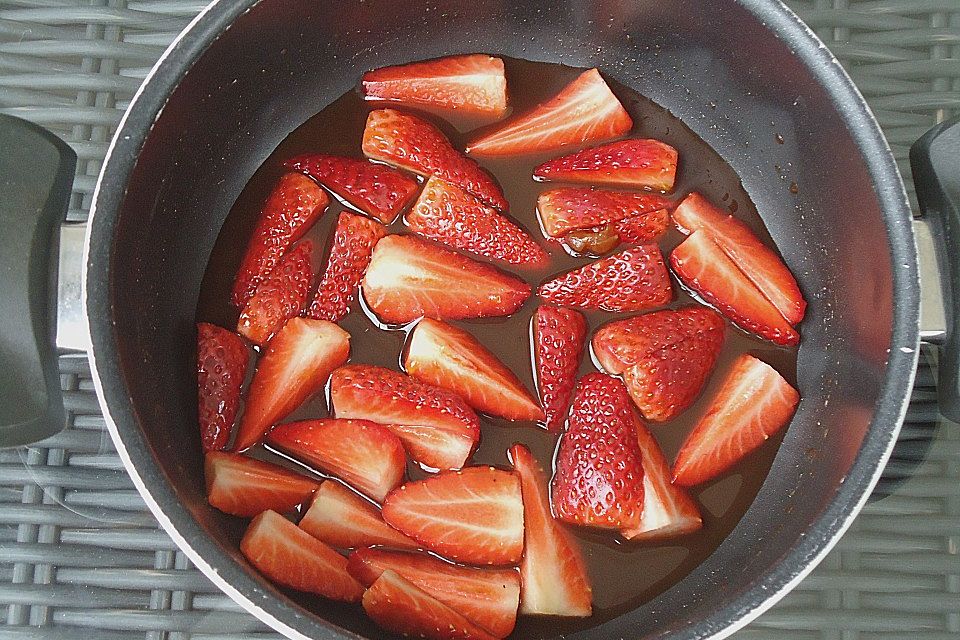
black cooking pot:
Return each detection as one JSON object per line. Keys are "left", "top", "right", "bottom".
{"left": 2, "top": 0, "right": 959, "bottom": 639}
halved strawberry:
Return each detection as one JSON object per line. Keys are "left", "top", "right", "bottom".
{"left": 670, "top": 231, "right": 799, "bottom": 346}
{"left": 197, "top": 323, "right": 248, "bottom": 452}
{"left": 284, "top": 154, "right": 419, "bottom": 224}
{"left": 305, "top": 212, "right": 386, "bottom": 323}
{"left": 404, "top": 318, "right": 543, "bottom": 422}
{"left": 509, "top": 444, "right": 592, "bottom": 617}
{"left": 537, "top": 188, "right": 672, "bottom": 238}
{"left": 205, "top": 451, "right": 319, "bottom": 518}
{"left": 362, "top": 54, "right": 508, "bottom": 117}
{"left": 362, "top": 109, "right": 507, "bottom": 210}
{"left": 362, "top": 235, "right": 531, "bottom": 325}
{"left": 466, "top": 68, "right": 632, "bottom": 156}
{"left": 240, "top": 510, "right": 364, "bottom": 602}
{"left": 362, "top": 570, "right": 498, "bottom": 640}
{"left": 538, "top": 246, "right": 673, "bottom": 313}
{"left": 406, "top": 176, "right": 547, "bottom": 266}
{"left": 672, "top": 192, "right": 806, "bottom": 325}
{"left": 237, "top": 240, "right": 314, "bottom": 346}
{"left": 299, "top": 480, "right": 418, "bottom": 550}
{"left": 381, "top": 467, "right": 524, "bottom": 566}
{"left": 551, "top": 374, "right": 645, "bottom": 530}
{"left": 533, "top": 139, "right": 678, "bottom": 191}
{"left": 673, "top": 355, "right": 799, "bottom": 486}
{"left": 266, "top": 419, "right": 406, "bottom": 503}
{"left": 233, "top": 318, "right": 350, "bottom": 451}
{"left": 232, "top": 173, "right": 329, "bottom": 308}
{"left": 613, "top": 208, "right": 671, "bottom": 244}
{"left": 532, "top": 306, "right": 587, "bottom": 432}
{"left": 348, "top": 549, "right": 520, "bottom": 638}
{"left": 330, "top": 364, "right": 480, "bottom": 471}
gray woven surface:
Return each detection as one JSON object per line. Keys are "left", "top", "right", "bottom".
{"left": 0, "top": 0, "right": 958, "bottom": 638}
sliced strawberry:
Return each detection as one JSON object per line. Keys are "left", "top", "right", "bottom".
{"left": 362, "top": 54, "right": 508, "bottom": 117}
{"left": 592, "top": 307, "right": 725, "bottom": 421}
{"left": 562, "top": 225, "right": 621, "bottom": 257}
{"left": 537, "top": 188, "right": 671, "bottom": 238}
{"left": 233, "top": 318, "right": 350, "bottom": 451}
{"left": 348, "top": 549, "right": 520, "bottom": 638}
{"left": 363, "top": 570, "right": 498, "bottom": 640}
{"left": 532, "top": 306, "right": 587, "bottom": 432}
{"left": 237, "top": 241, "right": 314, "bottom": 346}
{"left": 299, "top": 481, "right": 418, "bottom": 550}
{"left": 673, "top": 355, "right": 800, "bottom": 486}
{"left": 613, "top": 208, "right": 671, "bottom": 244}
{"left": 305, "top": 211, "right": 386, "bottom": 323}
{"left": 232, "top": 173, "right": 329, "bottom": 308}
{"left": 551, "top": 374, "right": 645, "bottom": 530}
{"left": 330, "top": 364, "right": 480, "bottom": 471}
{"left": 284, "top": 154, "right": 419, "bottom": 224}
{"left": 266, "top": 419, "right": 406, "bottom": 503}
{"left": 533, "top": 139, "right": 678, "bottom": 191}
{"left": 466, "top": 68, "right": 632, "bottom": 157}
{"left": 406, "top": 176, "right": 547, "bottom": 266}
{"left": 362, "top": 109, "right": 507, "bottom": 210}
{"left": 672, "top": 192, "right": 806, "bottom": 324}
{"left": 509, "top": 444, "right": 592, "bottom": 617}
{"left": 205, "top": 451, "right": 319, "bottom": 518}
{"left": 404, "top": 318, "right": 543, "bottom": 422}
{"left": 197, "top": 323, "right": 248, "bottom": 452}
{"left": 381, "top": 467, "right": 524, "bottom": 566}
{"left": 240, "top": 510, "right": 364, "bottom": 602}
{"left": 362, "top": 235, "right": 531, "bottom": 325}
{"left": 538, "top": 245, "right": 673, "bottom": 313}
{"left": 670, "top": 231, "right": 799, "bottom": 346}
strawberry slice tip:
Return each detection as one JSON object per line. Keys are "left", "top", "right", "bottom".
{"left": 298, "top": 480, "right": 418, "bottom": 550}
{"left": 533, "top": 306, "right": 587, "bottom": 432}
{"left": 204, "top": 451, "right": 319, "bottom": 518}
{"left": 237, "top": 240, "right": 314, "bottom": 346}
{"left": 196, "top": 323, "right": 248, "bottom": 452}
{"left": 533, "top": 139, "right": 679, "bottom": 191}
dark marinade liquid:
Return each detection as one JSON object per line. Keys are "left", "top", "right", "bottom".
{"left": 197, "top": 57, "right": 799, "bottom": 637}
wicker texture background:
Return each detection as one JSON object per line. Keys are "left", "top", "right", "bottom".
{"left": 0, "top": 0, "right": 957, "bottom": 638}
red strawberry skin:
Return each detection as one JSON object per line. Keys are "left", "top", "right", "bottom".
{"left": 232, "top": 173, "right": 329, "bottom": 308}
{"left": 537, "top": 188, "right": 672, "bottom": 238}
{"left": 197, "top": 323, "right": 248, "bottom": 452}
{"left": 613, "top": 208, "right": 671, "bottom": 244}
{"left": 237, "top": 240, "right": 314, "bottom": 346}
{"left": 284, "top": 154, "right": 419, "bottom": 224}
{"left": 538, "top": 245, "right": 673, "bottom": 313}
{"left": 362, "top": 109, "right": 507, "bottom": 211}
{"left": 551, "top": 374, "right": 646, "bottom": 530}
{"left": 362, "top": 54, "right": 508, "bottom": 117}
{"left": 299, "top": 480, "right": 418, "bottom": 550}
{"left": 305, "top": 212, "right": 386, "bottom": 323}
{"left": 534, "top": 139, "right": 679, "bottom": 191}
{"left": 533, "top": 306, "right": 587, "bottom": 432}
{"left": 406, "top": 176, "right": 547, "bottom": 266}
{"left": 204, "top": 452, "right": 318, "bottom": 518}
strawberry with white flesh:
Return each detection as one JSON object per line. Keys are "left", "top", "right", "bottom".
{"left": 348, "top": 549, "right": 520, "bottom": 638}
{"left": 466, "top": 68, "right": 632, "bottom": 156}
{"left": 299, "top": 481, "right": 418, "bottom": 550}
{"left": 284, "top": 154, "right": 419, "bottom": 224}
{"left": 305, "top": 211, "right": 386, "bottom": 323}
{"left": 362, "top": 109, "right": 507, "bottom": 210}
{"left": 673, "top": 192, "right": 806, "bottom": 325}
{"left": 362, "top": 54, "right": 508, "bottom": 117}
{"left": 363, "top": 570, "right": 498, "bottom": 640}
{"left": 266, "top": 419, "right": 406, "bottom": 503}
{"left": 362, "top": 235, "right": 531, "bottom": 325}
{"left": 404, "top": 318, "right": 543, "bottom": 422}
{"left": 232, "top": 173, "right": 328, "bottom": 308}
{"left": 538, "top": 245, "right": 673, "bottom": 313}
{"left": 534, "top": 139, "right": 678, "bottom": 191}
{"left": 382, "top": 467, "right": 524, "bottom": 566}
{"left": 406, "top": 176, "right": 547, "bottom": 266}
{"left": 240, "top": 510, "right": 364, "bottom": 602}
{"left": 233, "top": 318, "right": 349, "bottom": 451}
{"left": 533, "top": 306, "right": 587, "bottom": 432}
{"left": 537, "top": 188, "right": 671, "bottom": 238}
{"left": 552, "top": 374, "right": 646, "bottom": 530}
{"left": 330, "top": 364, "right": 480, "bottom": 471}
{"left": 237, "top": 240, "right": 314, "bottom": 346}
{"left": 205, "top": 452, "right": 319, "bottom": 518}
{"left": 196, "top": 323, "right": 248, "bottom": 452}
{"left": 671, "top": 231, "right": 799, "bottom": 346}
{"left": 673, "top": 355, "right": 800, "bottom": 486}
{"left": 510, "top": 444, "right": 592, "bottom": 617}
